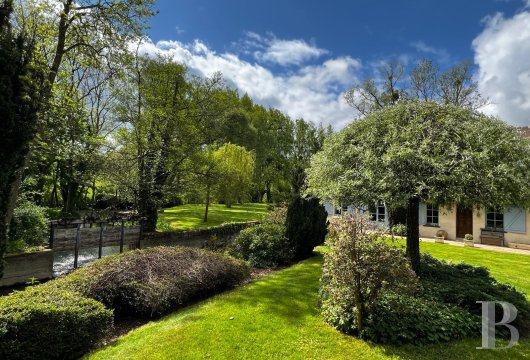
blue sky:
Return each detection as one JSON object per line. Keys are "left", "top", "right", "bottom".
{"left": 140, "top": 0, "right": 530, "bottom": 128}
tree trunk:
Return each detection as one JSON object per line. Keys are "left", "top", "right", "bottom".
{"left": 265, "top": 182, "right": 272, "bottom": 203}
{"left": 406, "top": 196, "right": 421, "bottom": 274}
{"left": 203, "top": 184, "right": 210, "bottom": 223}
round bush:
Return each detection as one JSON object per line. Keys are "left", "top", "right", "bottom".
{"left": 8, "top": 201, "right": 48, "bottom": 248}
{"left": 53, "top": 246, "right": 251, "bottom": 316}
{"left": 229, "top": 224, "right": 293, "bottom": 268}
{"left": 0, "top": 285, "right": 112, "bottom": 360}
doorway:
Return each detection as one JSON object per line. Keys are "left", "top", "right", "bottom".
{"left": 456, "top": 206, "right": 473, "bottom": 238}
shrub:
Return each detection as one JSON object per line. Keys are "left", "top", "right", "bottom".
{"left": 229, "top": 223, "right": 293, "bottom": 268}
{"left": 263, "top": 204, "right": 288, "bottom": 226}
{"left": 420, "top": 253, "right": 530, "bottom": 335}
{"left": 365, "top": 293, "right": 479, "bottom": 345}
{"left": 52, "top": 246, "right": 250, "bottom": 316}
{"left": 390, "top": 223, "right": 407, "bottom": 236}
{"left": 0, "top": 285, "right": 112, "bottom": 360}
{"left": 8, "top": 201, "right": 48, "bottom": 250}
{"left": 464, "top": 233, "right": 473, "bottom": 240}
{"left": 286, "top": 195, "right": 328, "bottom": 260}
{"left": 321, "top": 216, "right": 418, "bottom": 336}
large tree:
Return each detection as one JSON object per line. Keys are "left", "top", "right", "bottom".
{"left": 306, "top": 101, "right": 530, "bottom": 273}
{"left": 0, "top": 0, "right": 41, "bottom": 277}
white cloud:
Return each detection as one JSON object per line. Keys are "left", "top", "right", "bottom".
{"left": 137, "top": 36, "right": 360, "bottom": 129}
{"left": 473, "top": 11, "right": 530, "bottom": 126}
{"left": 237, "top": 32, "right": 329, "bottom": 66}
{"left": 255, "top": 38, "right": 329, "bottom": 66}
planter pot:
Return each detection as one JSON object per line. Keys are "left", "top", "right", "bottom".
{"left": 463, "top": 239, "right": 474, "bottom": 247}
{"left": 434, "top": 236, "right": 445, "bottom": 244}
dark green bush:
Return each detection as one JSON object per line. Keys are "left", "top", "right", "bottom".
{"left": 0, "top": 285, "right": 112, "bottom": 360}
{"left": 228, "top": 223, "right": 293, "bottom": 268}
{"left": 365, "top": 293, "right": 480, "bottom": 345}
{"left": 420, "top": 253, "right": 530, "bottom": 335}
{"left": 53, "top": 246, "right": 250, "bottom": 316}
{"left": 8, "top": 201, "right": 48, "bottom": 251}
{"left": 286, "top": 196, "right": 328, "bottom": 260}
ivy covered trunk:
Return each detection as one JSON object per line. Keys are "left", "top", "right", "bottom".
{"left": 406, "top": 196, "right": 421, "bottom": 274}
{"left": 0, "top": 1, "right": 41, "bottom": 278}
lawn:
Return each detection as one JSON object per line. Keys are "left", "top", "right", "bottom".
{"left": 157, "top": 203, "right": 270, "bottom": 231}
{"left": 90, "top": 241, "right": 530, "bottom": 360}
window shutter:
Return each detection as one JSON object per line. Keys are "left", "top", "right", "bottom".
{"left": 419, "top": 203, "right": 427, "bottom": 225}
{"left": 504, "top": 207, "right": 526, "bottom": 233}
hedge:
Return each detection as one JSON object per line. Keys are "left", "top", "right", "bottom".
{"left": 0, "top": 285, "right": 113, "bottom": 360}
{"left": 52, "top": 246, "right": 251, "bottom": 316}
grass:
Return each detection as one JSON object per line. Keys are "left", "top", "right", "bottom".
{"left": 157, "top": 203, "right": 270, "bottom": 231}
{"left": 90, "top": 241, "right": 530, "bottom": 360}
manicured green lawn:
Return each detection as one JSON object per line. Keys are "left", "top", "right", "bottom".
{"left": 90, "top": 242, "right": 530, "bottom": 360}
{"left": 157, "top": 203, "right": 269, "bottom": 231}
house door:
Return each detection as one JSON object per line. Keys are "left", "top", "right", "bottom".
{"left": 456, "top": 206, "right": 473, "bottom": 238}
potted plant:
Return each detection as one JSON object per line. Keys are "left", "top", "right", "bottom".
{"left": 464, "top": 233, "right": 474, "bottom": 247}
{"left": 435, "top": 229, "right": 447, "bottom": 244}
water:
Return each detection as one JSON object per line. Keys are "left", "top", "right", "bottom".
{"left": 53, "top": 245, "right": 126, "bottom": 277}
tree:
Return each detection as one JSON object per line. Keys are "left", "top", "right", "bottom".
{"left": 344, "top": 59, "right": 487, "bottom": 117}
{"left": 213, "top": 144, "right": 255, "bottom": 208}
{"left": 290, "top": 119, "right": 328, "bottom": 195}
{"left": 0, "top": 0, "right": 42, "bottom": 277}
{"left": 306, "top": 102, "right": 530, "bottom": 273}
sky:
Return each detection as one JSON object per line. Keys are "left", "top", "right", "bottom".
{"left": 140, "top": 0, "right": 530, "bottom": 129}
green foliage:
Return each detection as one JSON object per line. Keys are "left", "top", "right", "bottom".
{"left": 464, "top": 233, "right": 473, "bottom": 240}
{"left": 321, "top": 219, "right": 530, "bottom": 345}
{"left": 365, "top": 293, "right": 479, "bottom": 345}
{"left": 307, "top": 101, "right": 530, "bottom": 272}
{"left": 390, "top": 223, "right": 407, "bottom": 236}
{"left": 229, "top": 224, "right": 293, "bottom": 268}
{"left": 420, "top": 253, "right": 530, "bottom": 335}
{"left": 52, "top": 246, "right": 250, "bottom": 316}
{"left": 0, "top": 0, "right": 42, "bottom": 277}
{"left": 0, "top": 285, "right": 112, "bottom": 360}
{"left": 8, "top": 201, "right": 48, "bottom": 249}
{"left": 286, "top": 196, "right": 328, "bottom": 260}
{"left": 213, "top": 143, "right": 255, "bottom": 206}
{"left": 321, "top": 216, "right": 418, "bottom": 337}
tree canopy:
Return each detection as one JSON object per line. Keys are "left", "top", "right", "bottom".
{"left": 306, "top": 101, "right": 530, "bottom": 272}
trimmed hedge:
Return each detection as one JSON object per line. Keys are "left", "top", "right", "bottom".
{"left": 52, "top": 246, "right": 251, "bottom": 316}
{"left": 0, "top": 285, "right": 113, "bottom": 360}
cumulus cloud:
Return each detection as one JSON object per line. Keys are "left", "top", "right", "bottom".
{"left": 238, "top": 32, "right": 329, "bottom": 66}
{"left": 137, "top": 36, "right": 360, "bottom": 128}
{"left": 473, "top": 11, "right": 530, "bottom": 126}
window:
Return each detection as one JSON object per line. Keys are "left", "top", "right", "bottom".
{"left": 369, "top": 203, "right": 386, "bottom": 222}
{"left": 486, "top": 208, "right": 504, "bottom": 229}
{"left": 426, "top": 205, "right": 439, "bottom": 225}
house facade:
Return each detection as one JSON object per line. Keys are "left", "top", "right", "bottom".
{"left": 324, "top": 201, "right": 530, "bottom": 249}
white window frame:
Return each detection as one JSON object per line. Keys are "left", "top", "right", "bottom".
{"left": 426, "top": 205, "right": 439, "bottom": 225}
{"left": 486, "top": 208, "right": 504, "bottom": 229}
